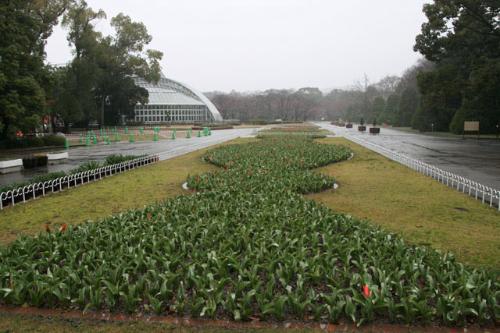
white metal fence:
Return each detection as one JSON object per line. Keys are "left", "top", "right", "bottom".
{"left": 345, "top": 135, "right": 500, "bottom": 211}
{"left": 0, "top": 155, "right": 159, "bottom": 210}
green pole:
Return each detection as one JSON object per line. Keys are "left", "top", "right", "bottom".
{"left": 129, "top": 133, "right": 135, "bottom": 143}
{"left": 64, "top": 138, "right": 70, "bottom": 149}
{"left": 171, "top": 129, "right": 176, "bottom": 140}
{"left": 153, "top": 132, "right": 159, "bottom": 142}
{"left": 197, "top": 130, "right": 201, "bottom": 138}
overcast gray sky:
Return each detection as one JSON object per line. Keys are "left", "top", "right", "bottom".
{"left": 46, "top": 0, "right": 430, "bottom": 92}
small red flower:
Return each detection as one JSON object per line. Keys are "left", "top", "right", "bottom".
{"left": 363, "top": 284, "right": 371, "bottom": 298}
{"left": 59, "top": 223, "right": 67, "bottom": 233}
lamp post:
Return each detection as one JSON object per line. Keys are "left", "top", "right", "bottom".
{"left": 431, "top": 123, "right": 434, "bottom": 133}
{"left": 100, "top": 95, "right": 110, "bottom": 128}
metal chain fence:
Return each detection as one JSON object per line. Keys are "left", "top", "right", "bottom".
{"left": 0, "top": 155, "right": 159, "bottom": 210}
{"left": 345, "top": 135, "right": 500, "bottom": 211}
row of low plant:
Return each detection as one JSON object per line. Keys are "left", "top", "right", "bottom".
{"left": 0, "top": 154, "right": 141, "bottom": 194}
{"left": 246, "top": 120, "right": 304, "bottom": 125}
{"left": 0, "top": 136, "right": 497, "bottom": 327}
{"left": 0, "top": 135, "right": 66, "bottom": 150}
{"left": 192, "top": 123, "right": 235, "bottom": 130}
{"left": 257, "top": 125, "right": 329, "bottom": 138}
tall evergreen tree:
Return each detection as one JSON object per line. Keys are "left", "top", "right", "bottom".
{"left": 371, "top": 96, "right": 385, "bottom": 124}
{"left": 414, "top": 0, "right": 500, "bottom": 133}
{"left": 58, "top": 1, "right": 163, "bottom": 127}
{"left": 398, "top": 87, "right": 419, "bottom": 127}
{"left": 0, "top": 0, "right": 68, "bottom": 139}
{"left": 378, "top": 94, "right": 399, "bottom": 125}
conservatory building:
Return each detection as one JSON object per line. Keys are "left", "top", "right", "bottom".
{"left": 133, "top": 74, "right": 222, "bottom": 124}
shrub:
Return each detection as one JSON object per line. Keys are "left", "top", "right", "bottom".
{"left": 26, "top": 137, "right": 45, "bottom": 148}
{"left": 69, "top": 161, "right": 102, "bottom": 174}
{"left": 42, "top": 135, "right": 65, "bottom": 147}
{"left": 29, "top": 171, "right": 67, "bottom": 184}
{"left": 0, "top": 182, "right": 26, "bottom": 193}
{"left": 0, "top": 135, "right": 65, "bottom": 149}
{"left": 104, "top": 154, "right": 140, "bottom": 165}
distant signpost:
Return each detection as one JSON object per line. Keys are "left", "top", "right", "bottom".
{"left": 463, "top": 121, "right": 480, "bottom": 139}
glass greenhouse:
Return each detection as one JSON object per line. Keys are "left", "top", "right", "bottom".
{"left": 133, "top": 74, "right": 222, "bottom": 124}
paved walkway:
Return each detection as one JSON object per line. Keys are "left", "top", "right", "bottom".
{"left": 317, "top": 122, "right": 500, "bottom": 190}
{"left": 0, "top": 128, "right": 258, "bottom": 187}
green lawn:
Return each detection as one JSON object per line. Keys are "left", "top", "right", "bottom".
{"left": 308, "top": 137, "right": 500, "bottom": 270}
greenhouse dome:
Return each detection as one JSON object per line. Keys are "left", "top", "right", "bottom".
{"left": 133, "top": 74, "right": 222, "bottom": 124}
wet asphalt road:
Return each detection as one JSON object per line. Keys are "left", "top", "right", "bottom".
{"left": 317, "top": 122, "right": 500, "bottom": 190}
{"left": 0, "top": 128, "right": 258, "bottom": 187}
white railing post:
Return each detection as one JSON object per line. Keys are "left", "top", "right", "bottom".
{"left": 0, "top": 154, "right": 159, "bottom": 210}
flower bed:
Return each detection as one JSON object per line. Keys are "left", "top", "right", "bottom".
{"left": 0, "top": 136, "right": 497, "bottom": 327}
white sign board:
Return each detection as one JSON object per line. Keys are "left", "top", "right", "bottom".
{"left": 464, "top": 121, "right": 479, "bottom": 132}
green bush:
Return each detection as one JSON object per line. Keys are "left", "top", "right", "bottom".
{"left": 0, "top": 135, "right": 65, "bottom": 149}
{"left": 29, "top": 171, "right": 67, "bottom": 184}
{"left": 26, "top": 137, "right": 45, "bottom": 147}
{"left": 42, "top": 135, "right": 66, "bottom": 147}
{"left": 104, "top": 154, "right": 140, "bottom": 165}
{"left": 69, "top": 155, "right": 140, "bottom": 174}
{"left": 0, "top": 182, "right": 26, "bottom": 193}
{"left": 69, "top": 160, "right": 102, "bottom": 174}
